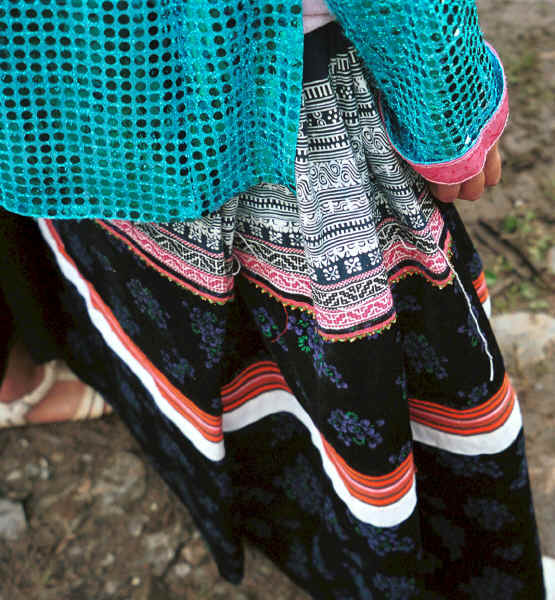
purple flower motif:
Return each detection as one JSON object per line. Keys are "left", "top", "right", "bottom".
{"left": 127, "top": 278, "right": 169, "bottom": 329}
{"left": 510, "top": 435, "right": 529, "bottom": 491}
{"left": 189, "top": 306, "right": 225, "bottom": 369}
{"left": 394, "top": 371, "right": 408, "bottom": 402}
{"left": 91, "top": 247, "right": 116, "bottom": 272}
{"left": 286, "top": 539, "right": 310, "bottom": 580}
{"left": 66, "top": 232, "right": 94, "bottom": 271}
{"left": 421, "top": 494, "right": 447, "bottom": 511}
{"left": 437, "top": 452, "right": 503, "bottom": 479}
{"left": 269, "top": 415, "right": 306, "bottom": 447}
{"left": 403, "top": 332, "right": 448, "bottom": 379}
{"left": 373, "top": 573, "right": 418, "bottom": 599}
{"left": 212, "top": 472, "right": 233, "bottom": 499}
{"left": 388, "top": 440, "right": 412, "bottom": 465}
{"left": 198, "top": 493, "right": 219, "bottom": 514}
{"left": 275, "top": 455, "right": 346, "bottom": 539}
{"left": 328, "top": 409, "right": 385, "bottom": 448}
{"left": 458, "top": 566, "right": 524, "bottom": 599}
{"left": 276, "top": 455, "right": 324, "bottom": 514}
{"left": 429, "top": 516, "right": 465, "bottom": 561}
{"left": 161, "top": 349, "right": 195, "bottom": 383}
{"left": 463, "top": 497, "right": 515, "bottom": 532}
{"left": 457, "top": 305, "right": 482, "bottom": 347}
{"left": 287, "top": 314, "right": 348, "bottom": 389}
{"left": 347, "top": 512, "right": 415, "bottom": 556}
{"left": 252, "top": 307, "right": 288, "bottom": 351}
{"left": 393, "top": 294, "right": 422, "bottom": 313}
{"left": 456, "top": 382, "right": 489, "bottom": 407}
{"left": 107, "top": 292, "right": 140, "bottom": 337}
{"left": 467, "top": 251, "right": 483, "bottom": 280}
{"left": 312, "top": 535, "right": 335, "bottom": 581}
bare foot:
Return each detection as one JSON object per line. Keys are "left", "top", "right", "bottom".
{"left": 0, "top": 340, "right": 44, "bottom": 404}
{"left": 25, "top": 379, "right": 102, "bottom": 424}
{"left": 1, "top": 341, "right": 111, "bottom": 425}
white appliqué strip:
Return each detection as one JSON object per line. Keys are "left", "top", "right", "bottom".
{"left": 223, "top": 388, "right": 417, "bottom": 526}
{"left": 483, "top": 296, "right": 492, "bottom": 319}
{"left": 39, "top": 219, "right": 225, "bottom": 461}
{"left": 39, "top": 219, "right": 417, "bottom": 527}
{"left": 410, "top": 401, "right": 522, "bottom": 456}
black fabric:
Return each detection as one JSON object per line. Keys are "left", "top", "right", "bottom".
{"left": 0, "top": 288, "right": 14, "bottom": 380}
{"left": 32, "top": 208, "right": 542, "bottom": 599}
{"left": 0, "top": 210, "right": 73, "bottom": 373}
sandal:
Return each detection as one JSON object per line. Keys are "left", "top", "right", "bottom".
{"left": 0, "top": 360, "right": 112, "bottom": 428}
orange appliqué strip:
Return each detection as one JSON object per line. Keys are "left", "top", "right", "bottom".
{"left": 408, "top": 374, "right": 515, "bottom": 436}
{"left": 220, "top": 359, "right": 415, "bottom": 508}
{"left": 221, "top": 361, "right": 292, "bottom": 411}
{"left": 322, "top": 438, "right": 415, "bottom": 506}
{"left": 46, "top": 221, "right": 224, "bottom": 443}
{"left": 472, "top": 271, "right": 490, "bottom": 304}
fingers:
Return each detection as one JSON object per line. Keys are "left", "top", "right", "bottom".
{"left": 484, "top": 143, "right": 502, "bottom": 186}
{"left": 429, "top": 143, "right": 502, "bottom": 203}
{"left": 459, "top": 170, "right": 485, "bottom": 201}
{"left": 429, "top": 182, "right": 460, "bottom": 203}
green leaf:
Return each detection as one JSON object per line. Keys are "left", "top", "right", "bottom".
{"left": 519, "top": 282, "right": 537, "bottom": 300}
{"left": 501, "top": 215, "right": 518, "bottom": 234}
{"left": 484, "top": 269, "right": 498, "bottom": 287}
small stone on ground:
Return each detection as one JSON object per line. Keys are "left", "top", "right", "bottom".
{"left": 0, "top": 499, "right": 27, "bottom": 540}
{"left": 491, "top": 312, "right": 555, "bottom": 369}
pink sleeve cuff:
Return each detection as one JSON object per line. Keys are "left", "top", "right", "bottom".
{"left": 382, "top": 43, "right": 509, "bottom": 186}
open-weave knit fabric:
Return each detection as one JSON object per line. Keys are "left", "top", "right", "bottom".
{"left": 324, "top": 0, "right": 505, "bottom": 163}
{"left": 0, "top": 0, "right": 304, "bottom": 221}
{"left": 0, "top": 0, "right": 504, "bottom": 221}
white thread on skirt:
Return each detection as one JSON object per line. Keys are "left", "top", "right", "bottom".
{"left": 399, "top": 237, "right": 494, "bottom": 382}
{"left": 232, "top": 232, "right": 265, "bottom": 276}
{"left": 231, "top": 254, "right": 242, "bottom": 276}
{"left": 235, "top": 231, "right": 262, "bottom": 255}
{"left": 234, "top": 229, "right": 494, "bottom": 381}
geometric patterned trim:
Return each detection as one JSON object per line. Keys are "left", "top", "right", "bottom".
{"left": 236, "top": 225, "right": 454, "bottom": 341}
{"left": 98, "top": 220, "right": 235, "bottom": 304}
{"left": 221, "top": 362, "right": 417, "bottom": 524}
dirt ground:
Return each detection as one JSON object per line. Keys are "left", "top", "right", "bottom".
{"left": 1, "top": 1, "right": 554, "bottom": 598}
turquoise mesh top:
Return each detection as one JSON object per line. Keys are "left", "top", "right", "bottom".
{"left": 0, "top": 0, "right": 506, "bottom": 222}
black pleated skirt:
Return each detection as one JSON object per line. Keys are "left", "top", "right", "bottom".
{"left": 0, "top": 22, "right": 545, "bottom": 599}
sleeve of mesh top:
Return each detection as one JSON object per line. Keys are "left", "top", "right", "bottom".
{"left": 324, "top": 0, "right": 508, "bottom": 185}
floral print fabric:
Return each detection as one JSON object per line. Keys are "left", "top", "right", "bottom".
{"left": 29, "top": 22, "right": 545, "bottom": 600}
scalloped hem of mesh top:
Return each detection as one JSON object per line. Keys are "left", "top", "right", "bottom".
{"left": 380, "top": 43, "right": 509, "bottom": 186}
{"left": 0, "top": 169, "right": 299, "bottom": 224}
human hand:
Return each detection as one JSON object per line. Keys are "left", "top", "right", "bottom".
{"left": 428, "top": 144, "right": 502, "bottom": 203}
